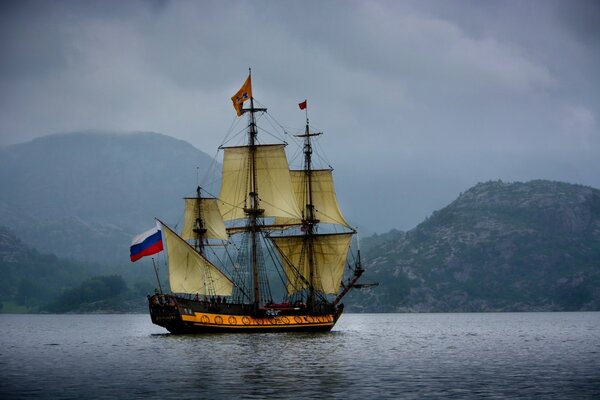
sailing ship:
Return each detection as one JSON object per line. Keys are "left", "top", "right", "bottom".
{"left": 144, "top": 73, "right": 370, "bottom": 333}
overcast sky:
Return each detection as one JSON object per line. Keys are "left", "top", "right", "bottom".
{"left": 1, "top": 0, "right": 599, "bottom": 233}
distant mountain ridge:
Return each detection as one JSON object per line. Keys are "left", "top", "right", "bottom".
{"left": 0, "top": 131, "right": 217, "bottom": 263}
{"left": 349, "top": 180, "right": 600, "bottom": 312}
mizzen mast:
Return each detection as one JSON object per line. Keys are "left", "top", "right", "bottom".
{"left": 295, "top": 101, "right": 322, "bottom": 309}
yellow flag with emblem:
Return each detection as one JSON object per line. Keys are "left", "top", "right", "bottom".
{"left": 231, "top": 75, "right": 252, "bottom": 116}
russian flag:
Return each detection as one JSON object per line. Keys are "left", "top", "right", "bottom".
{"left": 130, "top": 226, "right": 163, "bottom": 262}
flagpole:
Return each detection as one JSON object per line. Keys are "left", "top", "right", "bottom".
{"left": 305, "top": 101, "right": 308, "bottom": 125}
{"left": 152, "top": 257, "right": 163, "bottom": 294}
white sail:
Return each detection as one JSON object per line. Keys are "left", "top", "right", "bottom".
{"left": 218, "top": 144, "right": 302, "bottom": 221}
{"left": 181, "top": 198, "right": 228, "bottom": 241}
{"left": 271, "top": 233, "right": 353, "bottom": 294}
{"left": 276, "top": 169, "right": 349, "bottom": 227}
{"left": 159, "top": 221, "right": 233, "bottom": 296}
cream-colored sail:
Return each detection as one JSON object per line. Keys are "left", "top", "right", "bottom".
{"left": 271, "top": 233, "right": 353, "bottom": 294}
{"left": 182, "top": 198, "right": 228, "bottom": 241}
{"left": 218, "top": 144, "right": 302, "bottom": 221}
{"left": 276, "top": 169, "right": 349, "bottom": 227}
{"left": 159, "top": 221, "right": 233, "bottom": 296}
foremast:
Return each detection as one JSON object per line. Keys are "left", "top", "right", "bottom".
{"left": 174, "top": 187, "right": 232, "bottom": 297}
{"left": 192, "top": 186, "right": 207, "bottom": 255}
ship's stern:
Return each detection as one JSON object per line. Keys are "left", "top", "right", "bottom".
{"left": 148, "top": 294, "right": 191, "bottom": 333}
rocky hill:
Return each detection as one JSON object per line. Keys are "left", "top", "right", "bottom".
{"left": 0, "top": 132, "right": 217, "bottom": 263}
{"left": 348, "top": 180, "right": 600, "bottom": 312}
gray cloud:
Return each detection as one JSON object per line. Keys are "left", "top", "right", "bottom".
{"left": 1, "top": 0, "right": 598, "bottom": 232}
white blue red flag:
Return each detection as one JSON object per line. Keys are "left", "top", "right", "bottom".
{"left": 130, "top": 225, "right": 163, "bottom": 262}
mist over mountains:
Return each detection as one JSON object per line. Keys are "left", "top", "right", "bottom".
{"left": 0, "top": 132, "right": 216, "bottom": 263}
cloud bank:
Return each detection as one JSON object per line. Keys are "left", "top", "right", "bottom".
{"left": 1, "top": 0, "right": 598, "bottom": 231}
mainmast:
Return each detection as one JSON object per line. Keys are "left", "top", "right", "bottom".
{"left": 225, "top": 72, "right": 305, "bottom": 308}
{"left": 241, "top": 69, "right": 266, "bottom": 310}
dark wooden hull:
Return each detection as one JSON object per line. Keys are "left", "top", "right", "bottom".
{"left": 148, "top": 294, "right": 344, "bottom": 334}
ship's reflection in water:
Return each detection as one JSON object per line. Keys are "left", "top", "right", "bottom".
{"left": 1, "top": 312, "right": 599, "bottom": 399}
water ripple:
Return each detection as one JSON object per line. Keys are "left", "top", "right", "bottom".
{"left": 1, "top": 312, "right": 599, "bottom": 399}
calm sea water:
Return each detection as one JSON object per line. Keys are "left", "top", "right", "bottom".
{"left": 1, "top": 312, "right": 599, "bottom": 399}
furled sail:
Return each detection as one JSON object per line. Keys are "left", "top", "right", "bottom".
{"left": 158, "top": 221, "right": 233, "bottom": 296}
{"left": 276, "top": 169, "right": 349, "bottom": 227}
{"left": 271, "top": 232, "right": 353, "bottom": 294}
{"left": 181, "top": 198, "right": 228, "bottom": 241}
{"left": 218, "top": 144, "right": 302, "bottom": 221}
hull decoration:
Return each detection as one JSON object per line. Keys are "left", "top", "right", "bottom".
{"left": 149, "top": 294, "right": 343, "bottom": 333}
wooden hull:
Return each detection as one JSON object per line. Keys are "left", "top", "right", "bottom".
{"left": 148, "top": 294, "right": 343, "bottom": 334}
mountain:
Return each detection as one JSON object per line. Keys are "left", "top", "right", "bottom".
{"left": 0, "top": 226, "right": 155, "bottom": 313}
{"left": 348, "top": 180, "right": 600, "bottom": 312}
{"left": 4, "top": 135, "right": 599, "bottom": 314}
{"left": 0, "top": 132, "right": 217, "bottom": 263}
{"left": 0, "top": 225, "right": 91, "bottom": 311}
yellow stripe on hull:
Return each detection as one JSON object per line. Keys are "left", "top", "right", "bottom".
{"left": 180, "top": 312, "right": 336, "bottom": 330}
